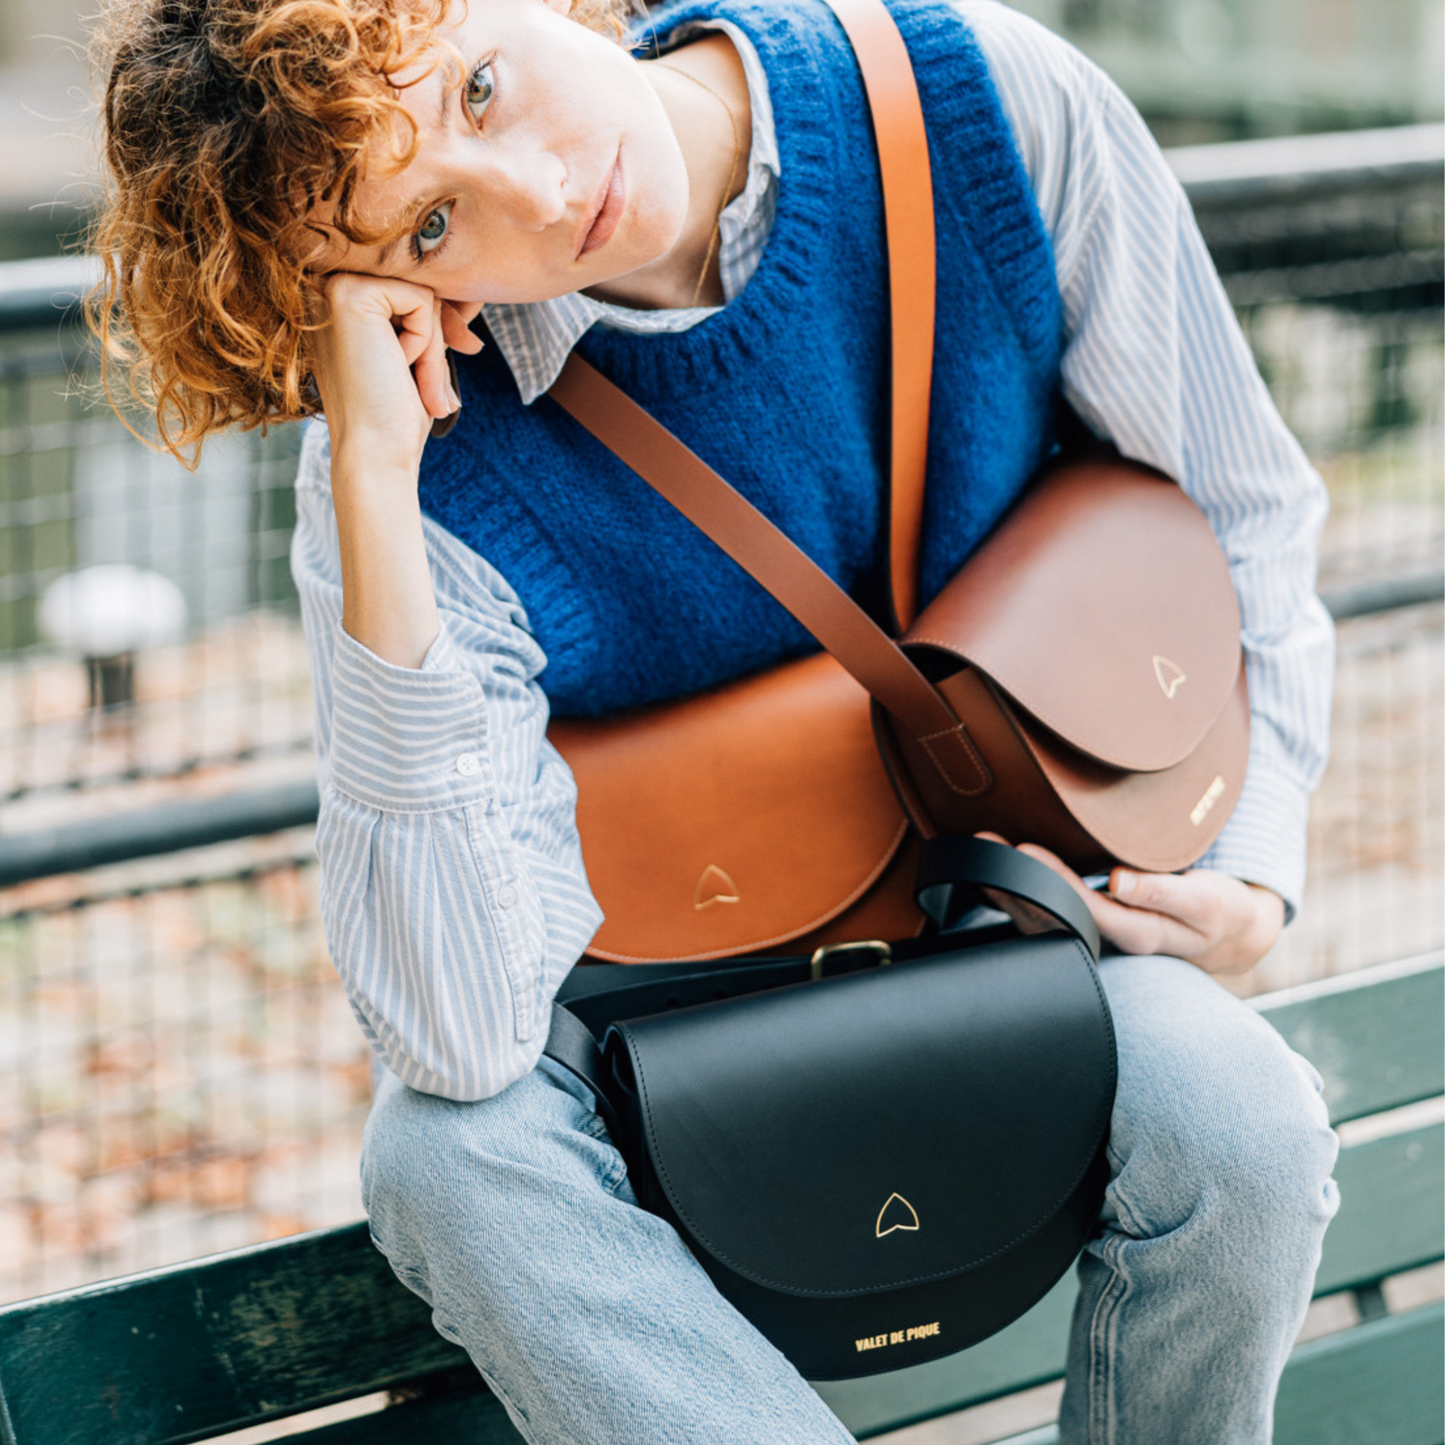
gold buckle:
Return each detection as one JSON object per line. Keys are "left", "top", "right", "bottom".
{"left": 809, "top": 939, "right": 893, "bottom": 982}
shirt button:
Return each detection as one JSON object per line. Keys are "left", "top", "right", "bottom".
{"left": 497, "top": 884, "right": 517, "bottom": 910}
{"left": 455, "top": 752, "right": 480, "bottom": 777}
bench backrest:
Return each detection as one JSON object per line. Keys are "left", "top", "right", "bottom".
{"left": 1, "top": 955, "right": 1440, "bottom": 1445}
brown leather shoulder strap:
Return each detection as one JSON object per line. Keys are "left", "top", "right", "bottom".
{"left": 814, "top": 0, "right": 935, "bottom": 629}
{"left": 547, "top": 358, "right": 959, "bottom": 740}
{"left": 551, "top": 0, "right": 934, "bottom": 630}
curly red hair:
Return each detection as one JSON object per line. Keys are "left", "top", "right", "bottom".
{"left": 88, "top": 0, "right": 631, "bottom": 462}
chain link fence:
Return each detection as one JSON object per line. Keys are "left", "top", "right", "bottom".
{"left": 0, "top": 126, "right": 1441, "bottom": 1304}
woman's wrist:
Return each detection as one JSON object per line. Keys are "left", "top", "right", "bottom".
{"left": 332, "top": 456, "right": 441, "bottom": 669}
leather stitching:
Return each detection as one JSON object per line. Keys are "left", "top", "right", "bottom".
{"left": 917, "top": 724, "right": 992, "bottom": 796}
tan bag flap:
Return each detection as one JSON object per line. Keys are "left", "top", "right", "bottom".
{"left": 549, "top": 652, "right": 910, "bottom": 963}
{"left": 903, "top": 459, "right": 1242, "bottom": 773}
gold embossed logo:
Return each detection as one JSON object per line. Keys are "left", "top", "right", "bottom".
{"left": 694, "top": 865, "right": 741, "bottom": 910}
{"left": 855, "top": 1321, "right": 941, "bottom": 1352}
{"left": 1153, "top": 655, "right": 1187, "bottom": 700}
{"left": 1190, "top": 776, "right": 1226, "bottom": 827}
{"left": 875, "top": 1192, "right": 920, "bottom": 1238}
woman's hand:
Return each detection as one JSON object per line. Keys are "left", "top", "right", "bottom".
{"left": 307, "top": 272, "right": 484, "bottom": 669}
{"left": 309, "top": 271, "right": 484, "bottom": 477}
{"left": 976, "top": 833, "right": 1285, "bottom": 975}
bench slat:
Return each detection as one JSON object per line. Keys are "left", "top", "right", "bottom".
{"left": 1315, "top": 1122, "right": 1445, "bottom": 1294}
{"left": 1274, "top": 1301, "right": 1445, "bottom": 1445}
{"left": 5, "top": 1101, "right": 1438, "bottom": 1445}
{"left": 0, "top": 1225, "right": 466, "bottom": 1445}
{"left": 296, "top": 1387, "right": 521, "bottom": 1445}
{"left": 185, "top": 1300, "right": 1445, "bottom": 1445}
{"left": 1254, "top": 956, "right": 1444, "bottom": 1124}
{"left": 975, "top": 1302, "right": 1445, "bottom": 1445}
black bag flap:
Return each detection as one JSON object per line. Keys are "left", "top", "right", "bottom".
{"left": 605, "top": 935, "right": 1115, "bottom": 1298}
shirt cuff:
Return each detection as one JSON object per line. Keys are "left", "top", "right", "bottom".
{"left": 328, "top": 625, "right": 494, "bottom": 812}
{"left": 1193, "top": 760, "right": 1312, "bottom": 925}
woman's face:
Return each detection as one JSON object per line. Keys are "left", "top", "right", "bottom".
{"left": 313, "top": 0, "right": 691, "bottom": 304}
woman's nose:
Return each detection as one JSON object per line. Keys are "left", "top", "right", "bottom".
{"left": 481, "top": 147, "right": 567, "bottom": 230}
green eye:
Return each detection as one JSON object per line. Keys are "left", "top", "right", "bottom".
{"left": 414, "top": 200, "right": 452, "bottom": 256}
{"left": 465, "top": 60, "right": 495, "bottom": 122}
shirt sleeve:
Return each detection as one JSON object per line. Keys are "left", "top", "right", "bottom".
{"left": 962, "top": 1, "right": 1335, "bottom": 919}
{"left": 290, "top": 419, "right": 603, "bottom": 1098}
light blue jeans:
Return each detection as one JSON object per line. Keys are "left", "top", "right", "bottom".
{"left": 361, "top": 955, "right": 1341, "bottom": 1444}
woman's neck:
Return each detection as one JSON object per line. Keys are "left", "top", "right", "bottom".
{"left": 583, "top": 32, "right": 751, "bottom": 312}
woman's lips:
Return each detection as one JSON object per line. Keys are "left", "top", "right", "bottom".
{"left": 579, "top": 158, "right": 624, "bottom": 258}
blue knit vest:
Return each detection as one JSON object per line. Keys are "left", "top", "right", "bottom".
{"left": 419, "top": 0, "right": 1061, "bottom": 717}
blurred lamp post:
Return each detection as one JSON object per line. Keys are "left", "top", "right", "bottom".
{"left": 39, "top": 565, "right": 189, "bottom": 712}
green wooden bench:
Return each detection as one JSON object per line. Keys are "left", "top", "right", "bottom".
{"left": 2, "top": 954, "right": 1440, "bottom": 1445}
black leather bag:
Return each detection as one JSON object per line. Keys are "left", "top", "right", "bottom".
{"left": 545, "top": 839, "right": 1116, "bottom": 1381}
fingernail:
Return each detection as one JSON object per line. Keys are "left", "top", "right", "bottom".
{"left": 1112, "top": 870, "right": 1136, "bottom": 897}
{"left": 448, "top": 384, "right": 461, "bottom": 412}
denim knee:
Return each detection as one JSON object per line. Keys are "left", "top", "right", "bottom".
{"left": 1099, "top": 955, "right": 1341, "bottom": 1278}
{"left": 360, "top": 1061, "right": 627, "bottom": 1291}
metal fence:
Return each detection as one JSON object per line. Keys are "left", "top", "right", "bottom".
{"left": 0, "top": 126, "right": 1441, "bottom": 1305}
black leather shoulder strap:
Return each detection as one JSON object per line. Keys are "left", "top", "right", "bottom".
{"left": 543, "top": 1004, "right": 624, "bottom": 1138}
{"left": 915, "top": 837, "right": 1101, "bottom": 961}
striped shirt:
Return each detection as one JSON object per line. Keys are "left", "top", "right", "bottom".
{"left": 291, "top": 0, "right": 1334, "bottom": 1100}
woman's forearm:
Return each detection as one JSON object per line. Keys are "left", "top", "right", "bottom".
{"left": 307, "top": 273, "right": 483, "bottom": 670}
{"left": 332, "top": 453, "right": 442, "bottom": 669}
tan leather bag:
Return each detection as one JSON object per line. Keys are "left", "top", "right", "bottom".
{"left": 546, "top": 0, "right": 1248, "bottom": 964}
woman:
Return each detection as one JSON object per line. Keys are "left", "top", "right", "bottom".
{"left": 94, "top": 0, "right": 1340, "bottom": 1438}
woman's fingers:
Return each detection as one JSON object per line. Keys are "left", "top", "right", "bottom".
{"left": 1014, "top": 842, "right": 1208, "bottom": 956}
{"left": 1104, "top": 868, "right": 1283, "bottom": 973}
{"left": 1107, "top": 866, "right": 1223, "bottom": 930}
{"left": 972, "top": 832, "right": 1076, "bottom": 935}
{"left": 310, "top": 271, "right": 451, "bottom": 469}
{"left": 439, "top": 300, "right": 485, "bottom": 355}
{"left": 973, "top": 834, "right": 1283, "bottom": 973}
{"left": 410, "top": 295, "right": 456, "bottom": 420}
{"left": 357, "top": 277, "right": 436, "bottom": 366}
{"left": 317, "top": 272, "right": 432, "bottom": 375}
{"left": 975, "top": 833, "right": 1202, "bottom": 955}
{"left": 315, "top": 278, "right": 480, "bottom": 430}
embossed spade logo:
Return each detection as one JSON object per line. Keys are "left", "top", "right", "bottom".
{"left": 694, "top": 865, "right": 741, "bottom": 910}
{"left": 876, "top": 1192, "right": 920, "bottom": 1238}
{"left": 1153, "top": 655, "right": 1187, "bottom": 700}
